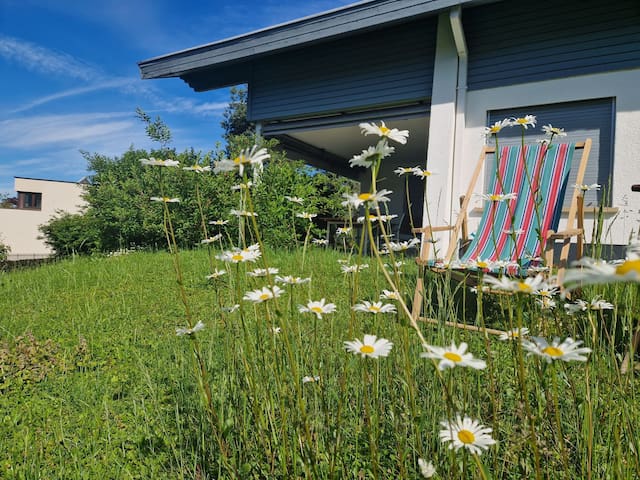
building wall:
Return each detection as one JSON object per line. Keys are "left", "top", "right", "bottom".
{"left": 0, "top": 178, "right": 86, "bottom": 259}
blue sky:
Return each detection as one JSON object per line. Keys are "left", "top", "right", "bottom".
{"left": 0, "top": 0, "right": 356, "bottom": 195}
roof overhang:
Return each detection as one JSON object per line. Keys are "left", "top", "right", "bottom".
{"left": 138, "top": 0, "right": 497, "bottom": 92}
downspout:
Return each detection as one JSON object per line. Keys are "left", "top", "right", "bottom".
{"left": 449, "top": 6, "right": 468, "bottom": 250}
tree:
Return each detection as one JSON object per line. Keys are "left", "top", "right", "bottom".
{"left": 221, "top": 86, "right": 254, "bottom": 144}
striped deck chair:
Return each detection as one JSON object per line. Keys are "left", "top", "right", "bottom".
{"left": 412, "top": 139, "right": 592, "bottom": 324}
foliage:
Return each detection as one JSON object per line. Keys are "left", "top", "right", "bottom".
{"left": 0, "top": 237, "right": 9, "bottom": 262}
{"left": 39, "top": 211, "right": 101, "bottom": 256}
{"left": 135, "top": 107, "right": 172, "bottom": 149}
{"left": 221, "top": 86, "right": 253, "bottom": 144}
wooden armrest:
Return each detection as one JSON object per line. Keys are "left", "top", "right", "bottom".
{"left": 547, "top": 228, "right": 583, "bottom": 240}
{"left": 412, "top": 226, "right": 454, "bottom": 234}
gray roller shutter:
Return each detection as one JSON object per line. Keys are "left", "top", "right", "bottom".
{"left": 487, "top": 98, "right": 615, "bottom": 208}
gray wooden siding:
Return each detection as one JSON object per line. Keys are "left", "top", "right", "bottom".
{"left": 487, "top": 98, "right": 615, "bottom": 208}
{"left": 463, "top": 0, "right": 640, "bottom": 90}
{"left": 248, "top": 18, "right": 437, "bottom": 122}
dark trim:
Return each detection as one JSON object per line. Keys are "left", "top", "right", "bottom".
{"left": 14, "top": 176, "right": 82, "bottom": 185}
{"left": 273, "top": 135, "right": 357, "bottom": 179}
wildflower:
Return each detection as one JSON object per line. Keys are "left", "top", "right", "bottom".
{"left": 216, "top": 245, "right": 261, "bottom": 263}
{"left": 542, "top": 124, "right": 567, "bottom": 137}
{"left": 352, "top": 301, "right": 397, "bottom": 314}
{"left": 206, "top": 269, "right": 227, "bottom": 279}
{"left": 439, "top": 415, "right": 496, "bottom": 455}
{"left": 342, "top": 189, "right": 392, "bottom": 209}
{"left": 336, "top": 226, "right": 352, "bottom": 236}
{"left": 418, "top": 458, "right": 436, "bottom": 478}
{"left": 302, "top": 375, "right": 320, "bottom": 384}
{"left": 214, "top": 145, "right": 269, "bottom": 176}
{"left": 299, "top": 299, "right": 337, "bottom": 319}
{"left": 483, "top": 118, "right": 511, "bottom": 137}
{"left": 511, "top": 115, "right": 537, "bottom": 129}
{"left": 200, "top": 234, "right": 223, "bottom": 244}
{"left": 150, "top": 196, "right": 180, "bottom": 203}
{"left": 564, "top": 299, "right": 588, "bottom": 315}
{"left": 176, "top": 320, "right": 205, "bottom": 336}
{"left": 231, "top": 181, "right": 253, "bottom": 191}
{"left": 478, "top": 192, "right": 517, "bottom": 202}
{"left": 247, "top": 267, "right": 279, "bottom": 277}
{"left": 536, "top": 297, "right": 557, "bottom": 310}
{"left": 563, "top": 256, "right": 640, "bottom": 289}
{"left": 380, "top": 289, "right": 402, "bottom": 300}
{"left": 421, "top": 342, "right": 486, "bottom": 371}
{"left": 209, "top": 219, "right": 229, "bottom": 226}
{"left": 344, "top": 334, "right": 393, "bottom": 358}
{"left": 589, "top": 297, "right": 614, "bottom": 310}
{"left": 183, "top": 164, "right": 211, "bottom": 172}
{"left": 483, "top": 274, "right": 547, "bottom": 294}
{"left": 230, "top": 209, "right": 257, "bottom": 217}
{"left": 221, "top": 304, "right": 240, "bottom": 313}
{"left": 275, "top": 275, "right": 311, "bottom": 285}
{"left": 522, "top": 336, "right": 592, "bottom": 363}
{"left": 378, "top": 214, "right": 398, "bottom": 222}
{"left": 243, "top": 286, "right": 285, "bottom": 303}
{"left": 574, "top": 183, "right": 601, "bottom": 192}
{"left": 341, "top": 264, "right": 369, "bottom": 273}
{"left": 503, "top": 228, "right": 525, "bottom": 235}
{"left": 498, "top": 327, "right": 530, "bottom": 341}
{"left": 284, "top": 195, "right": 304, "bottom": 204}
{"left": 312, "top": 238, "right": 328, "bottom": 246}
{"left": 359, "top": 121, "right": 409, "bottom": 144}
{"left": 388, "top": 238, "right": 420, "bottom": 252}
{"left": 412, "top": 167, "right": 434, "bottom": 179}
{"left": 394, "top": 166, "right": 416, "bottom": 176}
{"left": 271, "top": 326, "right": 282, "bottom": 334}
{"left": 469, "top": 258, "right": 495, "bottom": 270}
{"left": 296, "top": 212, "right": 317, "bottom": 221}
{"left": 140, "top": 157, "right": 179, "bottom": 167}
{"left": 349, "top": 141, "right": 395, "bottom": 168}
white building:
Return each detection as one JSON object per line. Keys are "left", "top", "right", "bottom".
{"left": 0, "top": 177, "right": 86, "bottom": 260}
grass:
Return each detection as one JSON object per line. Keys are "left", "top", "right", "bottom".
{"left": 0, "top": 246, "right": 639, "bottom": 479}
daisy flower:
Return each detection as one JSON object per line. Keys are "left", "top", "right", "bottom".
{"left": 589, "top": 297, "right": 614, "bottom": 310}
{"left": 312, "top": 238, "right": 328, "bottom": 246}
{"left": 216, "top": 245, "right": 262, "bottom": 263}
{"left": 275, "top": 275, "right": 311, "bottom": 285}
{"left": 439, "top": 415, "right": 496, "bottom": 455}
{"left": 183, "top": 164, "right": 211, "bottom": 172}
{"left": 469, "top": 258, "right": 495, "bottom": 270}
{"left": 394, "top": 166, "right": 416, "bottom": 176}
{"left": 574, "top": 183, "right": 601, "bottom": 193}
{"left": 176, "top": 320, "right": 205, "bottom": 336}
{"left": 380, "top": 289, "right": 402, "bottom": 300}
{"left": 200, "top": 234, "right": 223, "bottom": 244}
{"left": 418, "top": 458, "right": 436, "bottom": 478}
{"left": 231, "top": 182, "right": 253, "bottom": 191}
{"left": 302, "top": 375, "right": 321, "bottom": 384}
{"left": 498, "top": 327, "right": 530, "bottom": 341}
{"left": 214, "top": 145, "right": 269, "bottom": 176}
{"left": 563, "top": 256, "right": 640, "bottom": 289}
{"left": 511, "top": 115, "right": 537, "bottom": 129}
{"left": 359, "top": 121, "right": 409, "bottom": 144}
{"left": 206, "top": 269, "right": 227, "bottom": 279}
{"left": 296, "top": 212, "right": 317, "bottom": 221}
{"left": 352, "top": 301, "right": 397, "bottom": 314}
{"left": 478, "top": 192, "right": 517, "bottom": 202}
{"left": 342, "top": 189, "right": 392, "bottom": 209}
{"left": 140, "top": 158, "right": 179, "bottom": 167}
{"left": 421, "top": 342, "right": 486, "bottom": 371}
{"left": 243, "top": 286, "right": 285, "bottom": 303}
{"left": 483, "top": 274, "right": 547, "bottom": 294}
{"left": 536, "top": 297, "right": 556, "bottom": 310}
{"left": 247, "top": 267, "right": 279, "bottom": 277}
{"left": 542, "top": 124, "right": 567, "bottom": 137}
{"left": 564, "top": 299, "right": 588, "bottom": 315}
{"left": 483, "top": 118, "right": 512, "bottom": 137}
{"left": 336, "top": 226, "right": 352, "bottom": 236}
{"left": 230, "top": 209, "right": 257, "bottom": 217}
{"left": 209, "top": 219, "right": 229, "bottom": 226}
{"left": 344, "top": 334, "right": 393, "bottom": 358}
{"left": 299, "top": 299, "right": 337, "bottom": 319}
{"left": 284, "top": 195, "right": 304, "bottom": 204}
{"left": 221, "top": 304, "right": 240, "bottom": 313}
{"left": 341, "top": 264, "right": 369, "bottom": 273}
{"left": 378, "top": 214, "right": 398, "bottom": 222}
{"left": 349, "top": 141, "right": 395, "bottom": 168}
{"left": 271, "top": 326, "right": 282, "bottom": 334}
{"left": 522, "top": 336, "right": 592, "bottom": 362}
{"left": 412, "top": 167, "right": 434, "bottom": 179}
{"left": 388, "top": 239, "right": 420, "bottom": 252}
{"left": 150, "top": 196, "right": 180, "bottom": 203}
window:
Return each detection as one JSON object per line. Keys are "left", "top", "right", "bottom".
{"left": 487, "top": 98, "right": 615, "bottom": 207}
{"left": 17, "top": 191, "right": 42, "bottom": 210}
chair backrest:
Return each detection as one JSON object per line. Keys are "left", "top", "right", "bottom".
{"left": 459, "top": 142, "right": 580, "bottom": 266}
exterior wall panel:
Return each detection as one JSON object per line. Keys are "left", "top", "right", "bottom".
{"left": 249, "top": 18, "right": 437, "bottom": 121}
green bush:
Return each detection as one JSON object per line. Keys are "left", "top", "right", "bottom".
{"left": 39, "top": 211, "right": 100, "bottom": 256}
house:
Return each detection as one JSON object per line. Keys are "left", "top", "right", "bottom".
{"left": 0, "top": 177, "right": 87, "bottom": 260}
{"left": 138, "top": 0, "right": 640, "bottom": 255}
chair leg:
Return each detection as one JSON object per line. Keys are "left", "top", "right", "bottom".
{"left": 412, "top": 276, "right": 424, "bottom": 321}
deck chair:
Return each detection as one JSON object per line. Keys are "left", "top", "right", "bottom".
{"left": 411, "top": 139, "right": 592, "bottom": 324}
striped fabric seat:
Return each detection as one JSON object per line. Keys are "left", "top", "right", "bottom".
{"left": 460, "top": 142, "right": 575, "bottom": 269}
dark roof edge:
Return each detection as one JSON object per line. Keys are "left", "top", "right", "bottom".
{"left": 139, "top": 0, "right": 482, "bottom": 80}
{"left": 15, "top": 176, "right": 84, "bottom": 185}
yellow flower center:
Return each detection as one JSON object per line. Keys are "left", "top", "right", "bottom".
{"left": 542, "top": 346, "right": 564, "bottom": 357}
{"left": 615, "top": 259, "right": 640, "bottom": 276}
{"left": 379, "top": 126, "right": 390, "bottom": 135}
{"left": 477, "top": 261, "right": 489, "bottom": 269}
{"left": 311, "top": 306, "right": 323, "bottom": 313}
{"left": 517, "top": 282, "right": 532, "bottom": 293}
{"left": 457, "top": 429, "right": 476, "bottom": 444}
{"left": 360, "top": 345, "right": 375, "bottom": 354}
{"left": 515, "top": 118, "right": 527, "bottom": 125}
{"left": 443, "top": 352, "right": 462, "bottom": 362}
{"left": 369, "top": 306, "right": 381, "bottom": 313}
{"left": 259, "top": 293, "right": 271, "bottom": 301}
{"left": 231, "top": 254, "right": 244, "bottom": 262}
{"left": 489, "top": 194, "right": 502, "bottom": 201}
{"left": 489, "top": 125, "right": 501, "bottom": 133}
{"left": 358, "top": 193, "right": 373, "bottom": 201}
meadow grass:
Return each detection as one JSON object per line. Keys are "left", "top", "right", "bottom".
{"left": 0, "top": 246, "right": 639, "bottom": 479}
